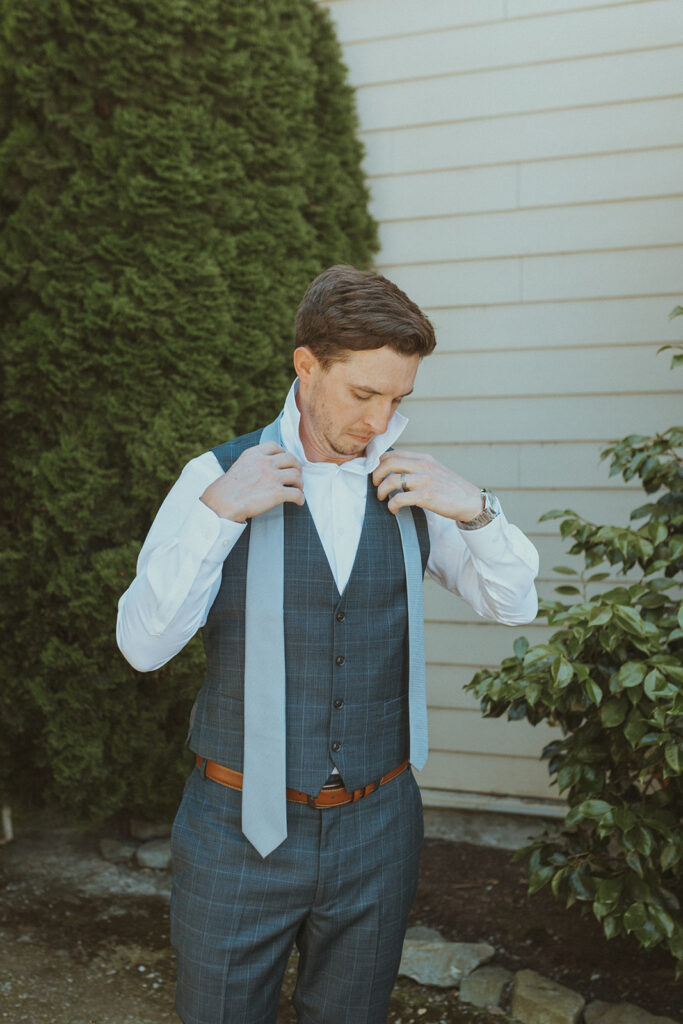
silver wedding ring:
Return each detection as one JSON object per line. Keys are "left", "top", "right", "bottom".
{"left": 401, "top": 472, "right": 408, "bottom": 492}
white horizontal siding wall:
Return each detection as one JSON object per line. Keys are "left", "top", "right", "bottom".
{"left": 321, "top": 0, "right": 683, "bottom": 811}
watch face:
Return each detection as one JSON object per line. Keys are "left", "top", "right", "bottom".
{"left": 458, "top": 491, "right": 501, "bottom": 530}
{"left": 483, "top": 491, "right": 500, "bottom": 515}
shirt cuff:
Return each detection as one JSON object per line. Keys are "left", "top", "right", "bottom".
{"left": 177, "top": 497, "right": 247, "bottom": 563}
{"left": 456, "top": 511, "right": 511, "bottom": 560}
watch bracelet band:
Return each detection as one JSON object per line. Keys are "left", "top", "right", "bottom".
{"left": 457, "top": 488, "right": 501, "bottom": 531}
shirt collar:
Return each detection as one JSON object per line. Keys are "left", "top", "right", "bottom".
{"left": 280, "top": 379, "right": 408, "bottom": 475}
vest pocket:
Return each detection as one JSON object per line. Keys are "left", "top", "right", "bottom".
{"left": 382, "top": 693, "right": 409, "bottom": 719}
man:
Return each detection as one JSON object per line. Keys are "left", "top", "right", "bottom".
{"left": 117, "top": 265, "right": 538, "bottom": 1024}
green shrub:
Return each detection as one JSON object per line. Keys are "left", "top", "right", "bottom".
{"left": 0, "top": 0, "right": 377, "bottom": 822}
{"left": 466, "top": 343, "right": 682, "bottom": 974}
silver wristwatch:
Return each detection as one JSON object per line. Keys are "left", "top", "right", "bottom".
{"left": 457, "top": 489, "right": 501, "bottom": 531}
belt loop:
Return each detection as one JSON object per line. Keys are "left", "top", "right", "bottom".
{"left": 197, "top": 756, "right": 207, "bottom": 778}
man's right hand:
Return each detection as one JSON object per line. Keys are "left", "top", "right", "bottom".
{"left": 200, "top": 442, "right": 305, "bottom": 523}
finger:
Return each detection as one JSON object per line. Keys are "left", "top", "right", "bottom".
{"left": 280, "top": 485, "right": 306, "bottom": 506}
{"left": 276, "top": 467, "right": 304, "bottom": 488}
{"left": 373, "top": 452, "right": 422, "bottom": 485}
{"left": 386, "top": 488, "right": 423, "bottom": 515}
{"left": 259, "top": 440, "right": 286, "bottom": 455}
{"left": 373, "top": 458, "right": 404, "bottom": 486}
{"left": 376, "top": 472, "right": 406, "bottom": 502}
{"left": 271, "top": 450, "right": 303, "bottom": 470}
{"left": 378, "top": 448, "right": 422, "bottom": 464}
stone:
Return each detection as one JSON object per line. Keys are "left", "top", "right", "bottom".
{"left": 585, "top": 1002, "right": 616, "bottom": 1024}
{"left": 585, "top": 1000, "right": 679, "bottom": 1024}
{"left": 404, "top": 926, "right": 444, "bottom": 942}
{"left": 99, "top": 838, "right": 138, "bottom": 864}
{"left": 512, "top": 969, "right": 585, "bottom": 1024}
{"left": 398, "top": 939, "right": 494, "bottom": 988}
{"left": 136, "top": 838, "right": 171, "bottom": 870}
{"left": 129, "top": 817, "right": 172, "bottom": 841}
{"left": 459, "top": 965, "right": 513, "bottom": 1008}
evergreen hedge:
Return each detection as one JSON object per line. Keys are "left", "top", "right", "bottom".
{"left": 0, "top": 0, "right": 377, "bottom": 823}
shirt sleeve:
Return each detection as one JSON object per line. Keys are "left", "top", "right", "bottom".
{"left": 116, "top": 452, "right": 246, "bottom": 672}
{"left": 424, "top": 507, "right": 539, "bottom": 625}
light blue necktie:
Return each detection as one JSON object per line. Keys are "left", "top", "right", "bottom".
{"left": 241, "top": 417, "right": 428, "bottom": 858}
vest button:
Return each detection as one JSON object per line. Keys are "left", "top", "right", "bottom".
{"left": 335, "top": 655, "right": 345, "bottom": 666}
{"left": 336, "top": 611, "right": 345, "bottom": 622}
{"left": 331, "top": 741, "right": 342, "bottom": 752}
{"left": 334, "top": 698, "right": 344, "bottom": 709}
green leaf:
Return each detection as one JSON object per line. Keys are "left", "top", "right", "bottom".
{"left": 624, "top": 708, "right": 649, "bottom": 749}
{"left": 552, "top": 657, "right": 574, "bottom": 688}
{"left": 661, "top": 844, "right": 680, "bottom": 871}
{"left": 615, "top": 662, "right": 648, "bottom": 689}
{"left": 665, "top": 742, "right": 682, "bottom": 773}
{"left": 603, "top": 914, "right": 622, "bottom": 939}
{"left": 553, "top": 565, "right": 579, "bottom": 576}
{"left": 513, "top": 636, "right": 529, "bottom": 659}
{"left": 623, "top": 901, "right": 648, "bottom": 933}
{"left": 633, "top": 917, "right": 663, "bottom": 948}
{"left": 584, "top": 678, "right": 603, "bottom": 706}
{"left": 579, "top": 799, "right": 612, "bottom": 819}
{"left": 596, "top": 877, "right": 623, "bottom": 903}
{"left": 601, "top": 695, "right": 629, "bottom": 727}
{"left": 588, "top": 606, "right": 613, "bottom": 627}
{"left": 626, "top": 850, "right": 644, "bottom": 877}
{"left": 647, "top": 522, "right": 668, "bottom": 546}
{"left": 649, "top": 904, "right": 675, "bottom": 939}
{"left": 613, "top": 605, "right": 649, "bottom": 637}
{"left": 643, "top": 669, "right": 674, "bottom": 700}
{"left": 668, "top": 926, "right": 683, "bottom": 959}
{"left": 593, "top": 900, "right": 612, "bottom": 920}
{"left": 613, "top": 808, "right": 636, "bottom": 831}
{"left": 568, "top": 869, "right": 595, "bottom": 900}
{"left": 528, "top": 866, "right": 555, "bottom": 894}
{"left": 555, "top": 585, "right": 581, "bottom": 596}
{"left": 551, "top": 867, "right": 568, "bottom": 898}
{"left": 508, "top": 699, "right": 527, "bottom": 721}
{"left": 626, "top": 875, "right": 651, "bottom": 902}
{"left": 523, "top": 645, "right": 554, "bottom": 668}
{"left": 557, "top": 762, "right": 582, "bottom": 792}
{"left": 627, "top": 825, "right": 654, "bottom": 857}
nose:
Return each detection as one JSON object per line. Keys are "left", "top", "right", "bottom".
{"left": 362, "top": 400, "right": 394, "bottom": 436}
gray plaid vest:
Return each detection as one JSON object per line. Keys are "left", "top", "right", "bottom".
{"left": 188, "top": 430, "right": 430, "bottom": 795}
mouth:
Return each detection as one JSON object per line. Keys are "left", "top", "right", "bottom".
{"left": 348, "top": 433, "right": 372, "bottom": 444}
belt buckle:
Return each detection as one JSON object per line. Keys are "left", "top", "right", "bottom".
{"left": 307, "top": 793, "right": 319, "bottom": 809}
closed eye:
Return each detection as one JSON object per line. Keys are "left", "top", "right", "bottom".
{"left": 352, "top": 392, "right": 408, "bottom": 404}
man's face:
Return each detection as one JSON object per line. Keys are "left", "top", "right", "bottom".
{"left": 294, "top": 346, "right": 420, "bottom": 465}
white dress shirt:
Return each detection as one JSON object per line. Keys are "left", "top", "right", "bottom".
{"left": 117, "top": 383, "right": 539, "bottom": 672}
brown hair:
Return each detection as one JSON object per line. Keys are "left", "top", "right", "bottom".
{"left": 294, "top": 265, "right": 436, "bottom": 368}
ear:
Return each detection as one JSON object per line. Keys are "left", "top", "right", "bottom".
{"left": 293, "top": 346, "right": 321, "bottom": 384}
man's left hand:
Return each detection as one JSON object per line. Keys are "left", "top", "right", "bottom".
{"left": 373, "top": 449, "right": 483, "bottom": 522}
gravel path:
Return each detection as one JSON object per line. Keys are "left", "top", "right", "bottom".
{"left": 0, "top": 826, "right": 498, "bottom": 1024}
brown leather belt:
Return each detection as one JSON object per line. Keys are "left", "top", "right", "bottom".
{"left": 196, "top": 755, "right": 409, "bottom": 809}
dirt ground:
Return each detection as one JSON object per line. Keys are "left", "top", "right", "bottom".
{"left": 0, "top": 823, "right": 680, "bottom": 1024}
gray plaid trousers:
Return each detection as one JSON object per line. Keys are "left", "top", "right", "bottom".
{"left": 171, "top": 762, "right": 424, "bottom": 1023}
